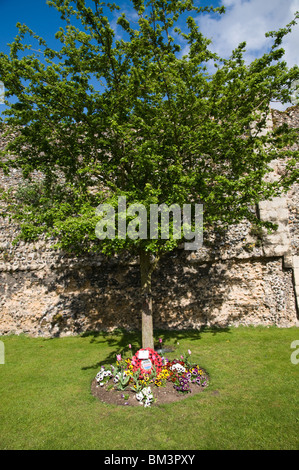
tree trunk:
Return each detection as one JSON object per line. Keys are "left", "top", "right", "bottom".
{"left": 140, "top": 249, "right": 154, "bottom": 350}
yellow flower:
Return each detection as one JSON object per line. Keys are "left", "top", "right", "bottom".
{"left": 124, "top": 370, "right": 133, "bottom": 377}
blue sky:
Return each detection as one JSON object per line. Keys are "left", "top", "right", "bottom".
{"left": 0, "top": 0, "right": 298, "bottom": 112}
{"left": 0, "top": 0, "right": 223, "bottom": 56}
{"left": 0, "top": 0, "right": 65, "bottom": 54}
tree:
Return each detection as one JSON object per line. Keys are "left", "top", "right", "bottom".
{"left": 0, "top": 0, "right": 298, "bottom": 348}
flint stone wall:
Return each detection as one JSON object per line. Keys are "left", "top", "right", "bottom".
{"left": 0, "top": 106, "right": 298, "bottom": 337}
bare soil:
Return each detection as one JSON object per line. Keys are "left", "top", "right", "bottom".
{"left": 91, "top": 374, "right": 209, "bottom": 407}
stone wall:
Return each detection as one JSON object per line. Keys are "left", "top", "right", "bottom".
{"left": 0, "top": 106, "right": 298, "bottom": 337}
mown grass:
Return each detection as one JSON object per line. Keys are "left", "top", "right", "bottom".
{"left": 0, "top": 326, "right": 298, "bottom": 450}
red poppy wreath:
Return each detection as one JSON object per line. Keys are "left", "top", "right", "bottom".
{"left": 131, "top": 348, "right": 163, "bottom": 377}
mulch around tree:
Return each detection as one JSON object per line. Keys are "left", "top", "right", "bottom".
{"left": 91, "top": 372, "right": 209, "bottom": 407}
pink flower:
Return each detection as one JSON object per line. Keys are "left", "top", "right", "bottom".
{"left": 129, "top": 344, "right": 132, "bottom": 349}
{"left": 116, "top": 354, "right": 122, "bottom": 361}
{"left": 159, "top": 338, "right": 162, "bottom": 344}
{"left": 188, "top": 349, "right": 191, "bottom": 355}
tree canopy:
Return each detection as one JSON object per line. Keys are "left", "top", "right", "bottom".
{"left": 0, "top": 0, "right": 298, "bottom": 347}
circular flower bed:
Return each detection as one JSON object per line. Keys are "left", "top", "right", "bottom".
{"left": 91, "top": 343, "right": 209, "bottom": 407}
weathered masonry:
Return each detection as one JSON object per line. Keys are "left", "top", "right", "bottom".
{"left": 0, "top": 106, "right": 298, "bottom": 337}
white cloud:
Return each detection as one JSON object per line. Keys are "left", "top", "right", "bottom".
{"left": 198, "top": 0, "right": 299, "bottom": 63}
{"left": 196, "top": 0, "right": 299, "bottom": 109}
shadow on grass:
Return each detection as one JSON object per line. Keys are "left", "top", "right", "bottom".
{"left": 80, "top": 326, "right": 231, "bottom": 371}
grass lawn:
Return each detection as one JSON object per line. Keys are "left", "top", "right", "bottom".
{"left": 0, "top": 326, "right": 298, "bottom": 450}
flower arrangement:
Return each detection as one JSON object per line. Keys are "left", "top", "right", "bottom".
{"left": 131, "top": 347, "right": 163, "bottom": 378}
{"left": 94, "top": 342, "right": 208, "bottom": 407}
